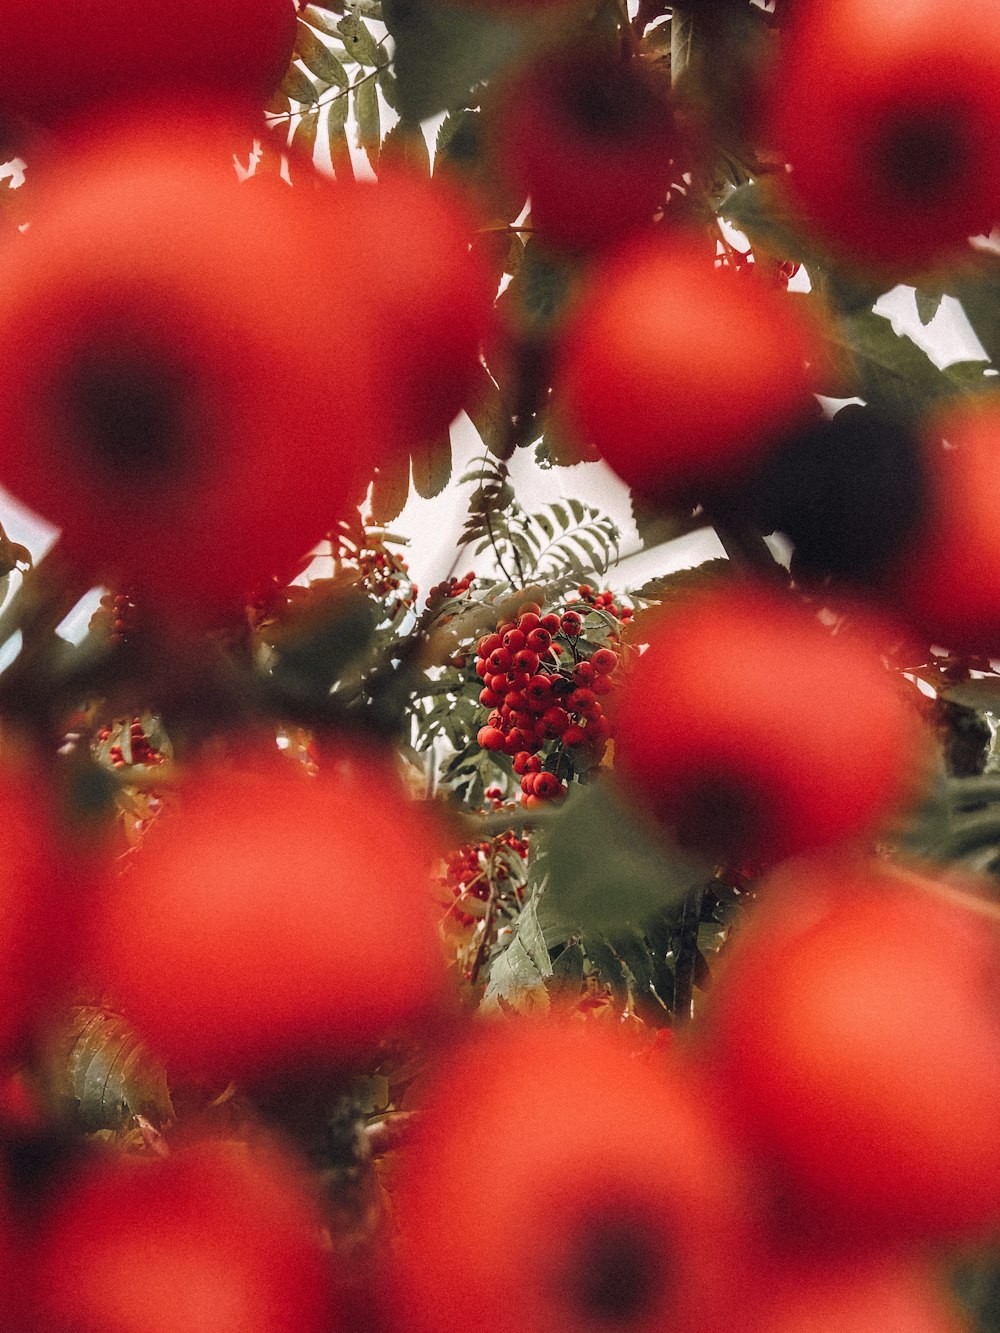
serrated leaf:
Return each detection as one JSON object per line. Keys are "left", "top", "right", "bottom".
{"left": 822, "top": 308, "right": 964, "bottom": 417}
{"left": 545, "top": 782, "right": 711, "bottom": 930}
{"left": 466, "top": 369, "right": 514, "bottom": 460}
{"left": 481, "top": 937, "right": 549, "bottom": 1013}
{"left": 55, "top": 1006, "right": 174, "bottom": 1132}
{"left": 281, "top": 63, "right": 320, "bottom": 104}
{"left": 377, "top": 67, "right": 399, "bottom": 113}
{"left": 547, "top": 939, "right": 585, "bottom": 1001}
{"left": 295, "top": 24, "right": 349, "bottom": 87}
{"left": 354, "top": 76, "right": 380, "bottom": 166}
{"left": 337, "top": 14, "right": 385, "bottom": 66}
{"left": 370, "top": 451, "right": 411, "bottom": 524}
{"left": 381, "top": 119, "right": 431, "bottom": 178}
{"left": 632, "top": 558, "right": 734, "bottom": 604}
{"left": 411, "top": 432, "right": 452, "bottom": 499}
{"left": 383, "top": 0, "right": 520, "bottom": 122}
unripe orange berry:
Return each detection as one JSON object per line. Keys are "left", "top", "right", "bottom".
{"left": 0, "top": 112, "right": 375, "bottom": 618}
{"left": 697, "top": 857, "right": 1000, "bottom": 1248}
{"left": 0, "top": 0, "right": 297, "bottom": 128}
{"left": 28, "top": 1141, "right": 338, "bottom": 1332}
{"left": 88, "top": 760, "right": 447, "bottom": 1083}
{"left": 391, "top": 1020, "right": 758, "bottom": 1333}
{"left": 553, "top": 239, "right": 822, "bottom": 507}
{"left": 613, "top": 585, "right": 924, "bottom": 866}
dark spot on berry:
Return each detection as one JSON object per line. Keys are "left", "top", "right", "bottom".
{"left": 560, "top": 56, "right": 667, "bottom": 145}
{"left": 55, "top": 340, "right": 195, "bottom": 482}
{"left": 672, "top": 772, "right": 768, "bottom": 864}
{"left": 562, "top": 1208, "right": 666, "bottom": 1326}
{"left": 871, "top": 105, "right": 971, "bottom": 203}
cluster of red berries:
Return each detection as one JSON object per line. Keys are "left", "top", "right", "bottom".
{"left": 357, "top": 546, "right": 417, "bottom": 610}
{"left": 425, "top": 571, "right": 476, "bottom": 611}
{"left": 569, "top": 584, "right": 633, "bottom": 623}
{"left": 96, "top": 719, "right": 165, "bottom": 769}
{"left": 89, "top": 590, "right": 139, "bottom": 645}
{"left": 438, "top": 803, "right": 530, "bottom": 928}
{"left": 473, "top": 599, "right": 620, "bottom": 807}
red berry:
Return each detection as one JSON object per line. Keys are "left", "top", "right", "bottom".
{"left": 766, "top": 0, "right": 1000, "bottom": 273}
{"left": 561, "top": 612, "right": 584, "bottom": 636}
{"left": 0, "top": 115, "right": 377, "bottom": 617}
{"left": 31, "top": 1141, "right": 338, "bottom": 1333}
{"left": 526, "top": 628, "right": 552, "bottom": 653}
{"left": 392, "top": 1022, "right": 757, "bottom": 1333}
{"left": 0, "top": 0, "right": 297, "bottom": 127}
{"left": 90, "top": 761, "right": 446, "bottom": 1082}
{"left": 553, "top": 239, "right": 822, "bottom": 510}
{"left": 699, "top": 858, "right": 1000, "bottom": 1248}
{"left": 613, "top": 585, "right": 925, "bottom": 866}
{"left": 489, "top": 46, "right": 679, "bottom": 254}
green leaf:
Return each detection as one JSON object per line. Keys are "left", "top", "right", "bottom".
{"left": 632, "top": 558, "right": 734, "bottom": 604}
{"left": 411, "top": 432, "right": 452, "bottom": 499}
{"left": 280, "top": 63, "right": 320, "bottom": 104}
{"left": 337, "top": 14, "right": 385, "bottom": 66}
{"left": 822, "top": 308, "right": 969, "bottom": 417}
{"left": 915, "top": 288, "right": 943, "bottom": 326}
{"left": 354, "top": 77, "right": 380, "bottom": 167}
{"left": 954, "top": 254, "right": 1000, "bottom": 366}
{"left": 56, "top": 1005, "right": 174, "bottom": 1132}
{"left": 370, "top": 451, "right": 411, "bottom": 524}
{"left": 515, "top": 900, "right": 553, "bottom": 977}
{"left": 380, "top": 118, "right": 431, "bottom": 178}
{"left": 547, "top": 939, "right": 585, "bottom": 1001}
{"left": 291, "top": 110, "right": 319, "bottom": 160}
{"left": 481, "top": 937, "right": 550, "bottom": 1013}
{"left": 378, "top": 66, "right": 399, "bottom": 111}
{"left": 382, "top": 0, "right": 521, "bottom": 122}
{"left": 545, "top": 782, "right": 711, "bottom": 930}
{"left": 295, "top": 24, "right": 349, "bottom": 87}
{"left": 466, "top": 368, "right": 515, "bottom": 460}
{"left": 328, "top": 115, "right": 353, "bottom": 178}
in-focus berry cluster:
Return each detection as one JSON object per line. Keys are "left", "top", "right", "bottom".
{"left": 474, "top": 595, "right": 625, "bottom": 807}
{"left": 437, "top": 800, "right": 530, "bottom": 930}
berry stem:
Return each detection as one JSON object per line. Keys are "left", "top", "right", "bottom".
{"left": 672, "top": 881, "right": 706, "bottom": 1025}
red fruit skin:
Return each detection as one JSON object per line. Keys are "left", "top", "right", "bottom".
{"left": 27, "top": 1142, "right": 338, "bottom": 1333}
{"left": 886, "top": 396, "right": 1000, "bottom": 656}
{"left": 553, "top": 239, "right": 822, "bottom": 507}
{"left": 333, "top": 175, "right": 494, "bottom": 453}
{"left": 0, "top": 768, "right": 90, "bottom": 1061}
{"left": 89, "top": 761, "right": 447, "bottom": 1084}
{"left": 698, "top": 857, "right": 1000, "bottom": 1249}
{"left": 765, "top": 0, "right": 1000, "bottom": 272}
{"left": 612, "top": 585, "right": 924, "bottom": 866}
{"left": 749, "top": 1257, "right": 967, "bottom": 1333}
{"left": 0, "top": 0, "right": 297, "bottom": 127}
{"left": 491, "top": 46, "right": 678, "bottom": 253}
{"left": 0, "top": 112, "right": 375, "bottom": 619}
{"left": 390, "top": 1021, "right": 759, "bottom": 1333}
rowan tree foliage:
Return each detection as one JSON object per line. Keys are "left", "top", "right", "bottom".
{"left": 1, "top": 0, "right": 1000, "bottom": 1328}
